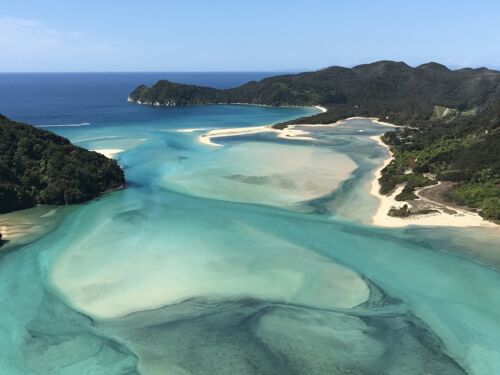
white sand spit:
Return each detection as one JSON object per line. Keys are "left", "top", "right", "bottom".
{"left": 92, "top": 149, "right": 123, "bottom": 159}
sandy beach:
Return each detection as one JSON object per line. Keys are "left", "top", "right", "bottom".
{"left": 196, "top": 114, "right": 496, "bottom": 229}
{"left": 0, "top": 206, "right": 62, "bottom": 245}
{"left": 198, "top": 125, "right": 271, "bottom": 146}
{"left": 92, "top": 149, "right": 123, "bottom": 159}
{"left": 343, "top": 117, "right": 401, "bottom": 128}
{"left": 177, "top": 128, "right": 210, "bottom": 133}
{"left": 277, "top": 126, "right": 315, "bottom": 140}
{"left": 196, "top": 105, "right": 329, "bottom": 146}
{"left": 369, "top": 135, "right": 497, "bottom": 228}
{"left": 197, "top": 124, "right": 318, "bottom": 146}
{"left": 195, "top": 110, "right": 411, "bottom": 148}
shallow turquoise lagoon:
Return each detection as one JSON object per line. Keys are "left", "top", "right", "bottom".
{"left": 1, "top": 105, "right": 499, "bottom": 375}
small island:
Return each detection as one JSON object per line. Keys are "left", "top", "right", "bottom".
{"left": 129, "top": 61, "right": 500, "bottom": 222}
{"left": 0, "top": 114, "right": 125, "bottom": 214}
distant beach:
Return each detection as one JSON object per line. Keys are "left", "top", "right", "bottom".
{"left": 92, "top": 149, "right": 123, "bottom": 159}
{"left": 2, "top": 79, "right": 499, "bottom": 374}
{"left": 369, "top": 135, "right": 496, "bottom": 228}
{"left": 197, "top": 105, "right": 326, "bottom": 146}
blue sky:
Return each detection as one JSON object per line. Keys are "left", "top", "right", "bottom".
{"left": 1, "top": 0, "right": 499, "bottom": 72}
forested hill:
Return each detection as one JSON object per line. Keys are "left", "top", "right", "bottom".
{"left": 380, "top": 101, "right": 500, "bottom": 221}
{"left": 129, "top": 61, "right": 500, "bottom": 221}
{"left": 129, "top": 61, "right": 500, "bottom": 125}
{"left": 0, "top": 115, "right": 125, "bottom": 214}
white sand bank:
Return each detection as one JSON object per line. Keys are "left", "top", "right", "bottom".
{"left": 198, "top": 125, "right": 273, "bottom": 146}
{"left": 92, "top": 149, "right": 123, "bottom": 159}
{"left": 177, "top": 128, "right": 210, "bottom": 133}
{"left": 197, "top": 105, "right": 330, "bottom": 147}
{"left": 50, "top": 220, "right": 369, "bottom": 319}
{"left": 369, "top": 136, "right": 497, "bottom": 228}
{"left": 164, "top": 142, "right": 358, "bottom": 210}
{"left": 342, "top": 117, "right": 400, "bottom": 128}
{"left": 197, "top": 122, "right": 343, "bottom": 147}
{"left": 0, "top": 206, "right": 62, "bottom": 245}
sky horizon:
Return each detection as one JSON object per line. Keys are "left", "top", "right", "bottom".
{"left": 1, "top": 63, "right": 500, "bottom": 74}
{"left": 1, "top": 0, "right": 499, "bottom": 72}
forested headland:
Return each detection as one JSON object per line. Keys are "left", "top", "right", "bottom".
{"left": 129, "top": 61, "right": 500, "bottom": 221}
{"left": 0, "top": 114, "right": 125, "bottom": 214}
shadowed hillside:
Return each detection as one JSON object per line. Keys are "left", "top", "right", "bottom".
{"left": 129, "top": 61, "right": 500, "bottom": 126}
{"left": 0, "top": 115, "right": 125, "bottom": 214}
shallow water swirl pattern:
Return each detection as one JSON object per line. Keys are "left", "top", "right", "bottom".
{"left": 0, "top": 104, "right": 499, "bottom": 375}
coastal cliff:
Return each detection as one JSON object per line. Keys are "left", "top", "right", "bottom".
{"left": 0, "top": 114, "right": 125, "bottom": 214}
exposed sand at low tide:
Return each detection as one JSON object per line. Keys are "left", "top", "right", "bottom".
{"left": 196, "top": 105, "right": 329, "bottom": 146}
{"left": 369, "top": 135, "right": 497, "bottom": 228}
{"left": 92, "top": 149, "right": 123, "bottom": 159}
{"left": 195, "top": 114, "right": 496, "bottom": 229}
{"left": 198, "top": 125, "right": 271, "bottom": 146}
{"left": 177, "top": 128, "right": 210, "bottom": 133}
{"left": 164, "top": 141, "right": 358, "bottom": 210}
{"left": 196, "top": 122, "right": 344, "bottom": 147}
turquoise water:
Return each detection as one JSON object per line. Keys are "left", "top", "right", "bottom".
{"left": 1, "top": 100, "right": 500, "bottom": 374}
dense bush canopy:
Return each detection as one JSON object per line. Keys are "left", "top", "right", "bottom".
{"left": 0, "top": 115, "right": 125, "bottom": 213}
{"left": 130, "top": 61, "right": 500, "bottom": 123}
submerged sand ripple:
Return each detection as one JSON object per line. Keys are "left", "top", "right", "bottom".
{"left": 162, "top": 142, "right": 357, "bottom": 210}
{"left": 50, "top": 207, "right": 369, "bottom": 319}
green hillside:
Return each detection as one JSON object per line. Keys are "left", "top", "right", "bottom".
{"left": 0, "top": 115, "right": 125, "bottom": 214}
{"left": 129, "top": 61, "right": 500, "bottom": 221}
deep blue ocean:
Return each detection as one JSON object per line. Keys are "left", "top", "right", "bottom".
{"left": 0, "top": 72, "right": 286, "bottom": 125}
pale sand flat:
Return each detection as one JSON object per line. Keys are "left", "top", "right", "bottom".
{"left": 368, "top": 135, "right": 497, "bottom": 228}
{"left": 177, "top": 128, "right": 210, "bottom": 133}
{"left": 196, "top": 112, "right": 404, "bottom": 148}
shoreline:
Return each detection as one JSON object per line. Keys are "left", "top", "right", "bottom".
{"left": 177, "top": 128, "right": 210, "bottom": 133}
{"left": 344, "top": 116, "right": 400, "bottom": 128}
{"left": 196, "top": 104, "right": 330, "bottom": 146}
{"left": 190, "top": 109, "right": 497, "bottom": 229}
{"left": 0, "top": 206, "right": 64, "bottom": 247}
{"left": 369, "top": 135, "right": 497, "bottom": 228}
{"left": 197, "top": 125, "right": 317, "bottom": 146}
{"left": 195, "top": 114, "right": 399, "bottom": 148}
{"left": 92, "top": 149, "right": 123, "bottom": 159}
